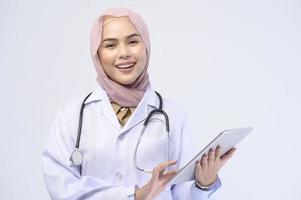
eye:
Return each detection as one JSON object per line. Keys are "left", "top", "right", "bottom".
{"left": 104, "top": 43, "right": 116, "bottom": 48}
{"left": 129, "top": 40, "right": 139, "bottom": 45}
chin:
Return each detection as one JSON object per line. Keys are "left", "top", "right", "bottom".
{"left": 115, "top": 78, "right": 136, "bottom": 85}
{"left": 116, "top": 72, "right": 141, "bottom": 84}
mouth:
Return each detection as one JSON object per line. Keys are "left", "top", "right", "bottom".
{"left": 115, "top": 62, "right": 136, "bottom": 69}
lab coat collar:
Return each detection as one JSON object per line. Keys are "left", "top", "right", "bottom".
{"left": 84, "top": 85, "right": 107, "bottom": 105}
{"left": 122, "top": 86, "right": 159, "bottom": 132}
{"left": 83, "top": 85, "right": 159, "bottom": 131}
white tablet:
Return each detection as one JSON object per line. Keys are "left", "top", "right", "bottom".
{"left": 169, "top": 127, "right": 253, "bottom": 185}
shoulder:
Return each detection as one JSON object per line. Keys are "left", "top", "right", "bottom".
{"left": 55, "top": 93, "right": 90, "bottom": 122}
{"left": 161, "top": 96, "right": 189, "bottom": 125}
{"left": 148, "top": 88, "right": 188, "bottom": 125}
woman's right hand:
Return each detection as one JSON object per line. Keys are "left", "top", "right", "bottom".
{"left": 135, "top": 160, "right": 178, "bottom": 200}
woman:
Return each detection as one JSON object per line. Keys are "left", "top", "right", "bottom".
{"left": 42, "top": 7, "right": 235, "bottom": 200}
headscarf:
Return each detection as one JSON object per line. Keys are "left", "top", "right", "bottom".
{"left": 90, "top": 7, "right": 151, "bottom": 107}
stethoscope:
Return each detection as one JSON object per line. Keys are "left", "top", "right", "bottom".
{"left": 69, "top": 91, "right": 170, "bottom": 174}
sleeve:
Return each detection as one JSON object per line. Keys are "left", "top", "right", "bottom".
{"left": 171, "top": 117, "right": 221, "bottom": 200}
{"left": 41, "top": 109, "right": 137, "bottom": 200}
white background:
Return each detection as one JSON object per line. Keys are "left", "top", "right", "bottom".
{"left": 1, "top": 0, "right": 300, "bottom": 199}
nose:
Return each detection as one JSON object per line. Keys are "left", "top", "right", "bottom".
{"left": 118, "top": 44, "right": 130, "bottom": 59}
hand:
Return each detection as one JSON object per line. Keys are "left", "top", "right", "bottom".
{"left": 135, "top": 160, "right": 178, "bottom": 200}
{"left": 195, "top": 146, "right": 236, "bottom": 187}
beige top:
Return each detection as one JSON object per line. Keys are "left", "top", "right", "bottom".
{"left": 111, "top": 102, "right": 136, "bottom": 127}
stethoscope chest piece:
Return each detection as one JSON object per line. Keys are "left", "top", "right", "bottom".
{"left": 70, "top": 148, "right": 83, "bottom": 166}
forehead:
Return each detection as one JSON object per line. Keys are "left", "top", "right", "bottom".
{"left": 102, "top": 16, "right": 139, "bottom": 39}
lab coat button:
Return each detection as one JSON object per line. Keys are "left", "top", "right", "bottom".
{"left": 115, "top": 172, "right": 123, "bottom": 181}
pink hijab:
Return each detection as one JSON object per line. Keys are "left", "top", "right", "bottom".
{"left": 90, "top": 7, "right": 151, "bottom": 107}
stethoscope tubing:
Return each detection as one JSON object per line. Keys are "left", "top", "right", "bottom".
{"left": 70, "top": 91, "right": 170, "bottom": 171}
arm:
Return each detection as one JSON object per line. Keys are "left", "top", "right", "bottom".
{"left": 41, "top": 109, "right": 136, "bottom": 200}
{"left": 171, "top": 118, "right": 221, "bottom": 200}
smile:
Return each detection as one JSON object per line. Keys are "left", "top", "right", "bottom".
{"left": 115, "top": 62, "right": 136, "bottom": 69}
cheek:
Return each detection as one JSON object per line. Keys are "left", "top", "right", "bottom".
{"left": 139, "top": 51, "right": 147, "bottom": 73}
{"left": 99, "top": 50, "right": 116, "bottom": 70}
{"left": 133, "top": 46, "right": 147, "bottom": 67}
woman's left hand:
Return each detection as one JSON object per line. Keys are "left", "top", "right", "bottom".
{"left": 195, "top": 146, "right": 236, "bottom": 187}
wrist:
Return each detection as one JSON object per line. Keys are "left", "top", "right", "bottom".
{"left": 195, "top": 176, "right": 218, "bottom": 191}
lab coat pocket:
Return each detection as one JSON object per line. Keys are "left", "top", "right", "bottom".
{"left": 135, "top": 117, "right": 170, "bottom": 171}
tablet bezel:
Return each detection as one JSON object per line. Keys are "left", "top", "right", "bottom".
{"left": 169, "top": 127, "right": 253, "bottom": 185}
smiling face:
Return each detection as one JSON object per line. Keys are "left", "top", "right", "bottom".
{"left": 98, "top": 17, "right": 147, "bottom": 85}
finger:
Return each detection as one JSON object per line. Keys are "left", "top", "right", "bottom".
{"left": 201, "top": 154, "right": 208, "bottom": 170}
{"left": 163, "top": 175, "right": 177, "bottom": 185}
{"left": 162, "top": 170, "right": 178, "bottom": 179}
{"left": 195, "top": 159, "right": 202, "bottom": 168}
{"left": 162, "top": 170, "right": 178, "bottom": 185}
{"left": 215, "top": 145, "right": 222, "bottom": 161}
{"left": 157, "top": 160, "right": 177, "bottom": 170}
{"left": 208, "top": 149, "right": 215, "bottom": 166}
{"left": 221, "top": 148, "right": 236, "bottom": 163}
{"left": 158, "top": 168, "right": 165, "bottom": 177}
{"left": 154, "top": 160, "right": 177, "bottom": 176}
{"left": 161, "top": 168, "right": 178, "bottom": 178}
{"left": 195, "top": 160, "right": 203, "bottom": 174}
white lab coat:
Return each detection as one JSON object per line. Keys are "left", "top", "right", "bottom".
{"left": 42, "top": 86, "right": 220, "bottom": 200}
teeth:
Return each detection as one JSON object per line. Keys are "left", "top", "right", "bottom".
{"left": 116, "top": 63, "right": 134, "bottom": 68}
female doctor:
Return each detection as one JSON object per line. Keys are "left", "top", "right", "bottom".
{"left": 42, "top": 7, "right": 236, "bottom": 200}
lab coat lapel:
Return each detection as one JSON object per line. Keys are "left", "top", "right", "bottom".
{"left": 99, "top": 99, "right": 121, "bottom": 128}
{"left": 85, "top": 86, "right": 120, "bottom": 128}
{"left": 121, "top": 87, "right": 158, "bottom": 133}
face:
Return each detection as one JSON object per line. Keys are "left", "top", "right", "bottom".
{"left": 98, "top": 17, "right": 147, "bottom": 85}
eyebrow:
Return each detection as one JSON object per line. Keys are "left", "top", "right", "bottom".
{"left": 102, "top": 33, "right": 140, "bottom": 43}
